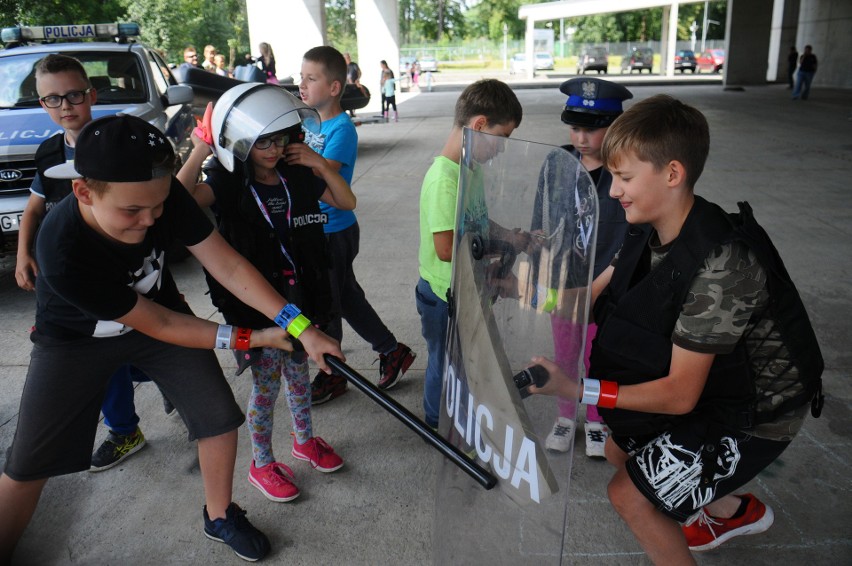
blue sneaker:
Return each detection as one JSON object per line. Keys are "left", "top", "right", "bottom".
{"left": 203, "top": 503, "right": 271, "bottom": 562}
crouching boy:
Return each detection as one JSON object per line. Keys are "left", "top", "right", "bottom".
{"left": 0, "top": 115, "right": 343, "bottom": 563}
{"left": 530, "top": 95, "right": 822, "bottom": 565}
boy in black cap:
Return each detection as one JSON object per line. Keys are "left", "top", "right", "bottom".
{"left": 535, "top": 77, "right": 632, "bottom": 458}
{"left": 0, "top": 114, "right": 343, "bottom": 563}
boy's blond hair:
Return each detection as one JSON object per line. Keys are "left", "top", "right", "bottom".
{"left": 35, "top": 54, "right": 90, "bottom": 84}
{"left": 454, "top": 79, "right": 523, "bottom": 129}
{"left": 602, "top": 94, "right": 709, "bottom": 189}
{"left": 302, "top": 46, "right": 347, "bottom": 100}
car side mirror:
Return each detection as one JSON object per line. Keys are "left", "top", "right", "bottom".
{"left": 165, "top": 84, "right": 193, "bottom": 106}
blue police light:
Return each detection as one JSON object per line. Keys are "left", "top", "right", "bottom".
{"left": 1, "top": 27, "right": 22, "bottom": 43}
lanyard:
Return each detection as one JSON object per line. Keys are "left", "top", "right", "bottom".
{"left": 249, "top": 172, "right": 297, "bottom": 280}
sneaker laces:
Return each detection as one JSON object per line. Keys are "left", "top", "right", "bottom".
{"left": 685, "top": 509, "right": 723, "bottom": 538}
{"left": 266, "top": 462, "right": 296, "bottom": 486}
{"left": 301, "top": 437, "right": 335, "bottom": 469}
{"left": 552, "top": 424, "right": 572, "bottom": 438}
{"left": 587, "top": 429, "right": 607, "bottom": 443}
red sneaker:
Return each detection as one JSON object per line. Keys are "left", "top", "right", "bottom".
{"left": 291, "top": 436, "right": 344, "bottom": 473}
{"left": 378, "top": 342, "right": 416, "bottom": 390}
{"left": 248, "top": 461, "right": 300, "bottom": 502}
{"left": 311, "top": 371, "right": 347, "bottom": 405}
{"left": 682, "top": 493, "right": 774, "bottom": 551}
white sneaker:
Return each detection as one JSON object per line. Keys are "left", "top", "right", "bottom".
{"left": 584, "top": 421, "right": 609, "bottom": 458}
{"left": 545, "top": 417, "right": 575, "bottom": 452}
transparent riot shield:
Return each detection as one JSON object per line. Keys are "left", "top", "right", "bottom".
{"left": 434, "top": 129, "right": 597, "bottom": 565}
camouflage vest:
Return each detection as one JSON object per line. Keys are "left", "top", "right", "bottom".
{"left": 591, "top": 196, "right": 824, "bottom": 436}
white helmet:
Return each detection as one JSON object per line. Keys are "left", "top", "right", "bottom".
{"left": 211, "top": 83, "right": 321, "bottom": 172}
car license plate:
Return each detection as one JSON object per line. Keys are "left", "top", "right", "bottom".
{"left": 1, "top": 211, "right": 22, "bottom": 232}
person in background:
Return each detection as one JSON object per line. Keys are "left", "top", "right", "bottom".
{"left": 786, "top": 45, "right": 798, "bottom": 89}
{"left": 202, "top": 45, "right": 217, "bottom": 72}
{"left": 792, "top": 44, "right": 818, "bottom": 101}
{"left": 534, "top": 77, "right": 632, "bottom": 459}
{"left": 179, "top": 45, "right": 198, "bottom": 72}
{"left": 258, "top": 42, "right": 278, "bottom": 84}
{"left": 214, "top": 54, "right": 230, "bottom": 77}
{"left": 299, "top": 46, "right": 416, "bottom": 403}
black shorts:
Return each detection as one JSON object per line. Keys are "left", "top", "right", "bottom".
{"left": 612, "top": 418, "right": 791, "bottom": 522}
{"left": 3, "top": 330, "right": 244, "bottom": 481}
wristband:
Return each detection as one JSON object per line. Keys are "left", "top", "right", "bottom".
{"left": 234, "top": 327, "right": 252, "bottom": 351}
{"left": 531, "top": 284, "right": 558, "bottom": 313}
{"left": 580, "top": 378, "right": 601, "bottom": 406}
{"left": 274, "top": 303, "right": 302, "bottom": 330}
{"left": 215, "top": 324, "right": 233, "bottom": 350}
{"left": 286, "top": 314, "right": 311, "bottom": 339}
{"left": 598, "top": 380, "right": 619, "bottom": 409}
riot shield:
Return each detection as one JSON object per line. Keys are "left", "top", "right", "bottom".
{"left": 434, "top": 129, "right": 597, "bottom": 565}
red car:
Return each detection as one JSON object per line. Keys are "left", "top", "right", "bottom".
{"left": 696, "top": 49, "right": 725, "bottom": 73}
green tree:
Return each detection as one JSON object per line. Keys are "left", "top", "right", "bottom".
{"left": 0, "top": 0, "right": 127, "bottom": 28}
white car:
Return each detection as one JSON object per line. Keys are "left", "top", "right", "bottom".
{"left": 419, "top": 56, "right": 438, "bottom": 73}
{"left": 0, "top": 23, "right": 194, "bottom": 251}
{"left": 509, "top": 52, "right": 554, "bottom": 74}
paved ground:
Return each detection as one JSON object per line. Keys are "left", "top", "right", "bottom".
{"left": 0, "top": 81, "right": 850, "bottom": 565}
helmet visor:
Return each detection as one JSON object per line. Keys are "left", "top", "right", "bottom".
{"left": 218, "top": 89, "right": 320, "bottom": 164}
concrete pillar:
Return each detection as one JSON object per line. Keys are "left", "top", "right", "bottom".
{"left": 796, "top": 0, "right": 852, "bottom": 87}
{"left": 246, "top": 0, "right": 326, "bottom": 83}
{"left": 355, "top": 0, "right": 399, "bottom": 113}
{"left": 660, "top": 3, "right": 679, "bottom": 76}
{"left": 767, "top": 0, "right": 800, "bottom": 82}
{"left": 723, "top": 0, "right": 775, "bottom": 86}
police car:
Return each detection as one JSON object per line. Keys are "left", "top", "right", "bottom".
{"left": 0, "top": 23, "right": 194, "bottom": 252}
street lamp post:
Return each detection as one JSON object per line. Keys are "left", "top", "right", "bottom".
{"left": 503, "top": 23, "right": 508, "bottom": 71}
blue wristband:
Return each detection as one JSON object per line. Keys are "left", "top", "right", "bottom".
{"left": 274, "top": 304, "right": 301, "bottom": 330}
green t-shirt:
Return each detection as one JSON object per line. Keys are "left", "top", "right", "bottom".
{"left": 418, "top": 156, "right": 460, "bottom": 301}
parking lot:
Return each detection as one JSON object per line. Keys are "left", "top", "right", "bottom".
{"left": 0, "top": 82, "right": 850, "bottom": 565}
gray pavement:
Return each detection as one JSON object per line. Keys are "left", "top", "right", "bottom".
{"left": 0, "top": 82, "right": 850, "bottom": 565}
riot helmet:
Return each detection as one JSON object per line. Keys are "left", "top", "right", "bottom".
{"left": 211, "top": 83, "right": 320, "bottom": 171}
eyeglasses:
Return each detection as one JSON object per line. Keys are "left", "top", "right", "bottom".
{"left": 254, "top": 132, "right": 297, "bottom": 150}
{"left": 40, "top": 88, "right": 93, "bottom": 108}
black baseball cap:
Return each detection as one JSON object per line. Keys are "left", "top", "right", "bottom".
{"left": 559, "top": 78, "right": 633, "bottom": 128}
{"left": 45, "top": 114, "right": 175, "bottom": 181}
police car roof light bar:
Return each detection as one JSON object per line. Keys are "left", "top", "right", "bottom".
{"left": 0, "top": 23, "right": 140, "bottom": 44}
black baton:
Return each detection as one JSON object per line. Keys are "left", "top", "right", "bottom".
{"left": 323, "top": 354, "right": 497, "bottom": 490}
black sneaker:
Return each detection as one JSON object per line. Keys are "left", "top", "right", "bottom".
{"left": 378, "top": 342, "right": 416, "bottom": 390}
{"left": 310, "top": 371, "right": 347, "bottom": 405}
{"left": 204, "top": 503, "right": 270, "bottom": 562}
{"left": 89, "top": 427, "right": 147, "bottom": 472}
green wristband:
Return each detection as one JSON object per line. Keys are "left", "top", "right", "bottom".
{"left": 286, "top": 314, "right": 311, "bottom": 338}
{"left": 542, "top": 288, "right": 558, "bottom": 313}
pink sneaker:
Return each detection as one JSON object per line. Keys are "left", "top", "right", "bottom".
{"left": 291, "top": 436, "right": 343, "bottom": 472}
{"left": 248, "top": 461, "right": 300, "bottom": 502}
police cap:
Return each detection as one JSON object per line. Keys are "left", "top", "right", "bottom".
{"left": 559, "top": 78, "right": 633, "bottom": 128}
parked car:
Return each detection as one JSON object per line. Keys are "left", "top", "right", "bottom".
{"left": 419, "top": 56, "right": 438, "bottom": 73}
{"left": 696, "top": 49, "right": 725, "bottom": 73}
{"left": 510, "top": 52, "right": 554, "bottom": 74}
{"left": 0, "top": 22, "right": 194, "bottom": 253}
{"left": 534, "top": 52, "right": 554, "bottom": 71}
{"left": 674, "top": 49, "right": 697, "bottom": 73}
{"left": 620, "top": 47, "right": 654, "bottom": 74}
{"left": 578, "top": 46, "right": 609, "bottom": 74}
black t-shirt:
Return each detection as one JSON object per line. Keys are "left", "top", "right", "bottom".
{"left": 34, "top": 178, "right": 213, "bottom": 339}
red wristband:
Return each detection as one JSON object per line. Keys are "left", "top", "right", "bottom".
{"left": 598, "top": 380, "right": 619, "bottom": 409}
{"left": 235, "top": 327, "right": 252, "bottom": 351}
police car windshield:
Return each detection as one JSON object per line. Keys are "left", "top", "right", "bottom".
{"left": 0, "top": 51, "right": 146, "bottom": 109}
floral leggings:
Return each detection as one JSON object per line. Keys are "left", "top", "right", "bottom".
{"left": 247, "top": 347, "right": 313, "bottom": 467}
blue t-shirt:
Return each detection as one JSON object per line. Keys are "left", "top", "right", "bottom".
{"left": 304, "top": 112, "right": 357, "bottom": 234}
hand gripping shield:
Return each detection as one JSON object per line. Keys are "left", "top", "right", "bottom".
{"left": 434, "top": 130, "right": 597, "bottom": 564}
{"left": 211, "top": 82, "right": 320, "bottom": 171}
